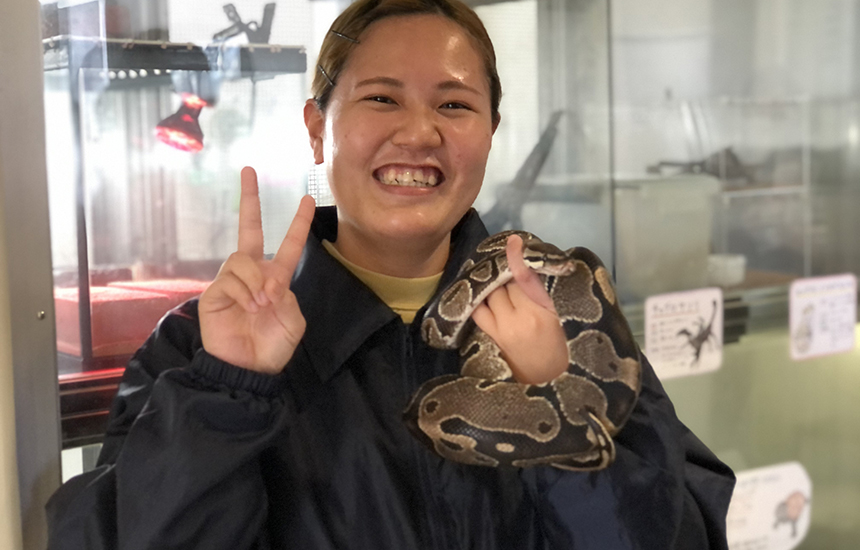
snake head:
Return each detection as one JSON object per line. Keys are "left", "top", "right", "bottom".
{"left": 522, "top": 241, "right": 576, "bottom": 276}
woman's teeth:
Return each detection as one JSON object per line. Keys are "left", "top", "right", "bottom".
{"left": 381, "top": 168, "right": 439, "bottom": 188}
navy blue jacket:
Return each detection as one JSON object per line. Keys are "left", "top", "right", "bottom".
{"left": 46, "top": 207, "right": 735, "bottom": 549}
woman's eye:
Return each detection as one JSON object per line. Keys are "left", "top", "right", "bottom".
{"left": 441, "top": 102, "right": 470, "bottom": 110}
{"left": 365, "top": 95, "right": 395, "bottom": 105}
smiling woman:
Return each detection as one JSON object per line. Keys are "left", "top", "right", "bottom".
{"left": 44, "top": 0, "right": 735, "bottom": 548}
{"left": 305, "top": 14, "right": 496, "bottom": 279}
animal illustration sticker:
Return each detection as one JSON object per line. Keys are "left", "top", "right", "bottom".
{"left": 789, "top": 274, "right": 857, "bottom": 361}
{"left": 645, "top": 288, "right": 723, "bottom": 380}
{"left": 726, "top": 462, "right": 812, "bottom": 550}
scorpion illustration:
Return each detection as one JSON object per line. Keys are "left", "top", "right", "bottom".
{"left": 677, "top": 300, "right": 720, "bottom": 366}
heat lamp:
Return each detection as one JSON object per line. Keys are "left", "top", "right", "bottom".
{"left": 155, "top": 71, "right": 220, "bottom": 153}
{"left": 155, "top": 4, "right": 276, "bottom": 153}
{"left": 155, "top": 94, "right": 207, "bottom": 152}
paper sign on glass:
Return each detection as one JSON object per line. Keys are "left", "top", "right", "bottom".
{"left": 726, "top": 462, "right": 812, "bottom": 550}
{"left": 789, "top": 274, "right": 857, "bottom": 361}
{"left": 644, "top": 288, "right": 723, "bottom": 379}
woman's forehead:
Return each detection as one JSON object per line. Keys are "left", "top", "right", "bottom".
{"left": 340, "top": 14, "right": 487, "bottom": 88}
{"left": 358, "top": 13, "right": 466, "bottom": 43}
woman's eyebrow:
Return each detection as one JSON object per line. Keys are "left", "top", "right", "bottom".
{"left": 354, "top": 77, "right": 481, "bottom": 95}
{"left": 356, "top": 76, "right": 403, "bottom": 88}
{"left": 437, "top": 80, "right": 481, "bottom": 95}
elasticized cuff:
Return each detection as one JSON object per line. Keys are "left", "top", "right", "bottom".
{"left": 189, "top": 349, "right": 288, "bottom": 398}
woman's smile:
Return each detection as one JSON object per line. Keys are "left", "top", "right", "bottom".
{"left": 375, "top": 165, "right": 443, "bottom": 189}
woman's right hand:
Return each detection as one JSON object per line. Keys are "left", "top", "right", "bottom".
{"left": 199, "top": 167, "right": 316, "bottom": 374}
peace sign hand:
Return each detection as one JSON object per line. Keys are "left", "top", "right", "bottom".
{"left": 199, "top": 167, "right": 316, "bottom": 374}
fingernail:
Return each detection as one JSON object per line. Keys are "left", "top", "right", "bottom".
{"left": 248, "top": 300, "right": 259, "bottom": 313}
{"left": 256, "top": 290, "right": 269, "bottom": 305}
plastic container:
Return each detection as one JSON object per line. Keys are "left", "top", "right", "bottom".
{"left": 707, "top": 254, "right": 747, "bottom": 287}
{"left": 614, "top": 175, "right": 720, "bottom": 302}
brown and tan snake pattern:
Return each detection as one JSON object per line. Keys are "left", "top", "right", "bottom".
{"left": 404, "top": 230, "right": 642, "bottom": 471}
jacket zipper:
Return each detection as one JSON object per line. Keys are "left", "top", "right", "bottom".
{"left": 403, "top": 322, "right": 453, "bottom": 550}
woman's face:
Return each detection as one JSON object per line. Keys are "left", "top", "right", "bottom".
{"left": 306, "top": 14, "right": 497, "bottom": 252}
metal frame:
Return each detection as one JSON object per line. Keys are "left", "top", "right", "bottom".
{"left": 0, "top": 0, "right": 62, "bottom": 549}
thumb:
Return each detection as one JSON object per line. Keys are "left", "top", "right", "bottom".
{"left": 506, "top": 234, "right": 556, "bottom": 312}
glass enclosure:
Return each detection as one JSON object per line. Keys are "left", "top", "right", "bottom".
{"left": 39, "top": 0, "right": 860, "bottom": 546}
{"left": 610, "top": 2, "right": 860, "bottom": 549}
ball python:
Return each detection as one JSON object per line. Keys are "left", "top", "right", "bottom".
{"left": 403, "top": 230, "right": 642, "bottom": 471}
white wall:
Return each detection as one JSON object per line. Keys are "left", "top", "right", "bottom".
{"left": 611, "top": 0, "right": 713, "bottom": 104}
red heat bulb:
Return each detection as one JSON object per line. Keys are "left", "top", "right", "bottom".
{"left": 155, "top": 102, "right": 204, "bottom": 152}
{"left": 154, "top": 126, "right": 203, "bottom": 152}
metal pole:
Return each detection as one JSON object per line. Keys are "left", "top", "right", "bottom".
{"left": 0, "top": 0, "right": 63, "bottom": 548}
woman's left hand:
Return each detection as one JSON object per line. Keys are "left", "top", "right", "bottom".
{"left": 471, "top": 234, "right": 569, "bottom": 384}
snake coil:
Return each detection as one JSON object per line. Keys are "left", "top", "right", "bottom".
{"left": 404, "top": 230, "right": 642, "bottom": 471}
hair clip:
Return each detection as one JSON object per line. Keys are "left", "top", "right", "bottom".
{"left": 317, "top": 64, "right": 335, "bottom": 87}
{"left": 330, "top": 30, "right": 360, "bottom": 44}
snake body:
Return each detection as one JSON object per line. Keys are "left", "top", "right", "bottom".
{"left": 403, "top": 230, "right": 642, "bottom": 471}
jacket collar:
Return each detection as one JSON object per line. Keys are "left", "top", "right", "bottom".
{"left": 291, "top": 206, "right": 488, "bottom": 383}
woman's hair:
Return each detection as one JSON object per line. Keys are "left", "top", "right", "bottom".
{"left": 312, "top": 0, "right": 502, "bottom": 125}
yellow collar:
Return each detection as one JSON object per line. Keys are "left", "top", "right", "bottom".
{"left": 322, "top": 240, "right": 442, "bottom": 323}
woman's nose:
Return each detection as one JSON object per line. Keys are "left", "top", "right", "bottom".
{"left": 392, "top": 107, "right": 443, "bottom": 149}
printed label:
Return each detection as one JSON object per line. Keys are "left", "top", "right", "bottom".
{"left": 727, "top": 462, "right": 812, "bottom": 550}
{"left": 789, "top": 274, "right": 857, "bottom": 360}
{"left": 645, "top": 288, "right": 723, "bottom": 379}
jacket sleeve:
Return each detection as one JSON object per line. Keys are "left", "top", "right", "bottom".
{"left": 521, "top": 355, "right": 736, "bottom": 550}
{"left": 45, "top": 301, "right": 297, "bottom": 550}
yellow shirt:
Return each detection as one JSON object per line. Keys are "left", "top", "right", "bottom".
{"left": 322, "top": 240, "right": 442, "bottom": 324}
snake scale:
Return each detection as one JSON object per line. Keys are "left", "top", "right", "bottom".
{"left": 403, "top": 230, "right": 642, "bottom": 471}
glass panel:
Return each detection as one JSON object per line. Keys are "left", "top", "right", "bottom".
{"left": 41, "top": 0, "right": 313, "bottom": 450}
{"left": 611, "top": 0, "right": 860, "bottom": 547}
{"left": 41, "top": 0, "right": 613, "bottom": 454}
{"left": 476, "top": 0, "right": 613, "bottom": 260}
{"left": 41, "top": 2, "right": 860, "bottom": 546}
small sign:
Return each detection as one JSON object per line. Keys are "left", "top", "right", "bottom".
{"left": 789, "top": 274, "right": 857, "bottom": 360}
{"left": 645, "top": 288, "right": 723, "bottom": 379}
{"left": 726, "top": 462, "right": 812, "bottom": 550}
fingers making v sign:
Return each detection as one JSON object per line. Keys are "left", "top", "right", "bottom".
{"left": 199, "top": 166, "right": 316, "bottom": 374}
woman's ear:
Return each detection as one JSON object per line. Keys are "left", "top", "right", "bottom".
{"left": 491, "top": 112, "right": 501, "bottom": 135}
{"left": 304, "top": 99, "right": 325, "bottom": 165}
